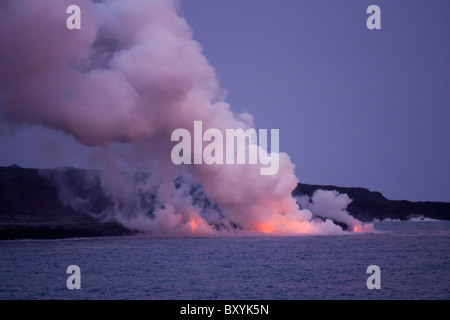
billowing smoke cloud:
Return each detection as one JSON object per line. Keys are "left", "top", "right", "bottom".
{"left": 0, "top": 0, "right": 372, "bottom": 236}
{"left": 298, "top": 190, "right": 374, "bottom": 233}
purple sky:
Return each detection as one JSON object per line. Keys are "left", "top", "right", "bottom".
{"left": 0, "top": 0, "right": 448, "bottom": 202}
{"left": 179, "top": 0, "right": 450, "bottom": 202}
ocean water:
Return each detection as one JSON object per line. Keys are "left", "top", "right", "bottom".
{"left": 0, "top": 220, "right": 449, "bottom": 300}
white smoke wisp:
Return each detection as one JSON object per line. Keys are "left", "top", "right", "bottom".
{"left": 307, "top": 190, "right": 374, "bottom": 233}
{"left": 0, "top": 0, "right": 372, "bottom": 236}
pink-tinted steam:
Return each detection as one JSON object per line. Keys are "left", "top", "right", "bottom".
{"left": 0, "top": 0, "right": 371, "bottom": 236}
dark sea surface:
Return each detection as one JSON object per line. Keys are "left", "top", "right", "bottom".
{"left": 0, "top": 220, "right": 449, "bottom": 300}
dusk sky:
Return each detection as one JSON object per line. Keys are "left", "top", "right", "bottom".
{"left": 181, "top": 0, "right": 450, "bottom": 202}
{"left": 0, "top": 0, "right": 449, "bottom": 202}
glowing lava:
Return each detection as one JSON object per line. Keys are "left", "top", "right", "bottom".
{"left": 255, "top": 223, "right": 275, "bottom": 234}
{"left": 188, "top": 218, "right": 199, "bottom": 232}
{"left": 253, "top": 214, "right": 321, "bottom": 235}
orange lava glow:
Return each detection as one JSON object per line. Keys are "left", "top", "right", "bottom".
{"left": 255, "top": 223, "right": 275, "bottom": 234}
{"left": 353, "top": 225, "right": 361, "bottom": 233}
{"left": 254, "top": 218, "right": 317, "bottom": 235}
{"left": 188, "top": 219, "right": 199, "bottom": 231}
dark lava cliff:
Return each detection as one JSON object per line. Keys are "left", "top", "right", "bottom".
{"left": 0, "top": 165, "right": 448, "bottom": 240}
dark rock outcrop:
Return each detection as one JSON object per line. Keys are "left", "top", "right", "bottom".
{"left": 292, "top": 184, "right": 450, "bottom": 222}
{"left": 0, "top": 165, "right": 133, "bottom": 240}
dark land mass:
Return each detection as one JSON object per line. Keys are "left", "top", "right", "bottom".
{"left": 292, "top": 184, "right": 450, "bottom": 222}
{"left": 0, "top": 165, "right": 134, "bottom": 240}
{"left": 0, "top": 165, "right": 449, "bottom": 240}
